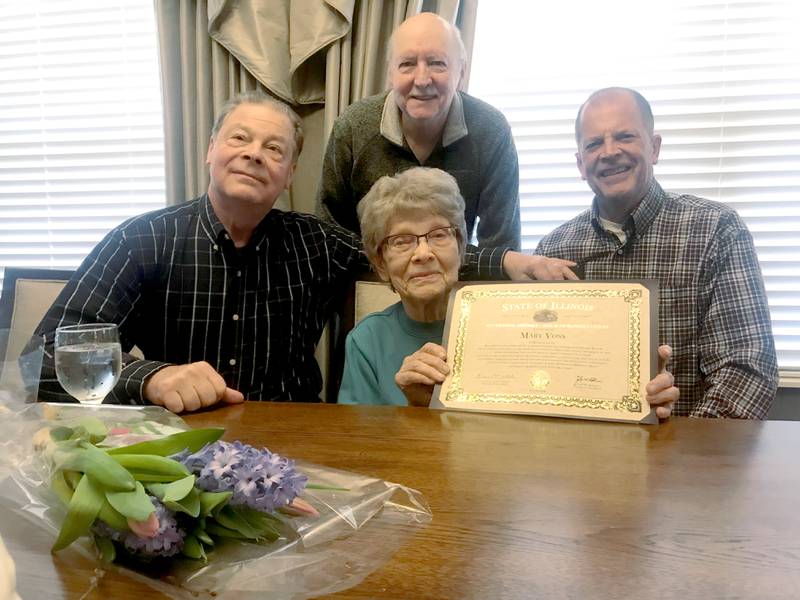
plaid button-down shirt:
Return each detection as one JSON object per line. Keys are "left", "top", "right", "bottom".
{"left": 36, "top": 195, "right": 507, "bottom": 404}
{"left": 536, "top": 181, "right": 778, "bottom": 418}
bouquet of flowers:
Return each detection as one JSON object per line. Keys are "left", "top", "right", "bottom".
{"left": 0, "top": 404, "right": 432, "bottom": 599}
{"left": 46, "top": 420, "right": 320, "bottom": 565}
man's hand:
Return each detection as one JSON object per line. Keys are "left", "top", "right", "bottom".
{"left": 143, "top": 361, "right": 245, "bottom": 413}
{"left": 395, "top": 343, "right": 450, "bottom": 407}
{"left": 646, "top": 345, "right": 679, "bottom": 419}
{"left": 502, "top": 252, "right": 579, "bottom": 281}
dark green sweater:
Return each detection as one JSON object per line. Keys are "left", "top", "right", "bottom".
{"left": 317, "top": 91, "right": 521, "bottom": 250}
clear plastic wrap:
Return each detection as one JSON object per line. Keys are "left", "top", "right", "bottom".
{"left": 0, "top": 403, "right": 431, "bottom": 599}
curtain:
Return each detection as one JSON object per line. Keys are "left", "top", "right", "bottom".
{"left": 156, "top": 0, "right": 298, "bottom": 209}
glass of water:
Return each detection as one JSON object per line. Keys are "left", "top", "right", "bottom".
{"left": 54, "top": 323, "right": 122, "bottom": 404}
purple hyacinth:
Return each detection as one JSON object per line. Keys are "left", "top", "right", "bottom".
{"left": 175, "top": 440, "right": 307, "bottom": 512}
{"left": 93, "top": 498, "right": 184, "bottom": 557}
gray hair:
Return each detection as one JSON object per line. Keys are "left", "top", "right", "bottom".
{"left": 211, "top": 90, "right": 304, "bottom": 161}
{"left": 574, "top": 87, "right": 654, "bottom": 142}
{"left": 357, "top": 167, "right": 467, "bottom": 265}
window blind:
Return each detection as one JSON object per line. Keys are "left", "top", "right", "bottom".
{"left": 0, "top": 0, "right": 165, "bottom": 289}
{"left": 469, "top": 0, "right": 800, "bottom": 381}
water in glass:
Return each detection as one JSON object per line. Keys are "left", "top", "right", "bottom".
{"left": 55, "top": 324, "right": 121, "bottom": 404}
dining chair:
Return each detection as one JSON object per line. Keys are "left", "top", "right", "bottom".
{"left": 324, "top": 276, "right": 399, "bottom": 403}
{"left": 0, "top": 267, "right": 73, "bottom": 365}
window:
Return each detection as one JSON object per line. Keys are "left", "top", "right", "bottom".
{"left": 0, "top": 0, "right": 165, "bottom": 289}
{"left": 469, "top": 0, "right": 800, "bottom": 381}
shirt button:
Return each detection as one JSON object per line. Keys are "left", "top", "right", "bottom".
{"left": 236, "top": 270, "right": 242, "bottom": 277}
{"left": 616, "top": 249, "right": 624, "bottom": 255}
{"left": 229, "top": 359, "right": 236, "bottom": 366}
{"left": 224, "top": 233, "right": 229, "bottom": 240}
{"left": 232, "top": 314, "right": 239, "bottom": 321}
{"left": 213, "top": 244, "right": 219, "bottom": 251}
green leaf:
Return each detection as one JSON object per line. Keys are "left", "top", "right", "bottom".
{"left": 162, "top": 475, "right": 196, "bottom": 502}
{"left": 204, "top": 521, "right": 251, "bottom": 540}
{"left": 199, "top": 491, "right": 232, "bottom": 517}
{"left": 306, "top": 484, "right": 350, "bottom": 492}
{"left": 106, "top": 428, "right": 225, "bottom": 457}
{"left": 124, "top": 472, "right": 186, "bottom": 483}
{"left": 146, "top": 475, "right": 195, "bottom": 503}
{"left": 50, "top": 472, "right": 74, "bottom": 505}
{"left": 181, "top": 535, "right": 207, "bottom": 561}
{"left": 94, "top": 534, "right": 116, "bottom": 563}
{"left": 105, "top": 481, "right": 154, "bottom": 522}
{"left": 50, "top": 426, "right": 75, "bottom": 442}
{"left": 75, "top": 416, "right": 108, "bottom": 443}
{"left": 194, "top": 528, "right": 214, "bottom": 546}
{"left": 63, "top": 470, "right": 82, "bottom": 490}
{"left": 55, "top": 442, "right": 136, "bottom": 492}
{"left": 97, "top": 501, "right": 130, "bottom": 531}
{"left": 164, "top": 487, "right": 201, "bottom": 518}
{"left": 52, "top": 475, "right": 105, "bottom": 552}
{"left": 109, "top": 454, "right": 190, "bottom": 478}
{"left": 213, "top": 506, "right": 280, "bottom": 541}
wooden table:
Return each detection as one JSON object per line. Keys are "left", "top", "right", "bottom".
{"left": 7, "top": 403, "right": 800, "bottom": 599}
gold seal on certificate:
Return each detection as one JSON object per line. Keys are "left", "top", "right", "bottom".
{"left": 430, "top": 281, "right": 659, "bottom": 423}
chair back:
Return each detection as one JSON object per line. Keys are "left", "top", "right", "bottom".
{"left": 0, "top": 268, "right": 73, "bottom": 364}
{"left": 354, "top": 280, "right": 399, "bottom": 323}
{"left": 0, "top": 268, "right": 72, "bottom": 404}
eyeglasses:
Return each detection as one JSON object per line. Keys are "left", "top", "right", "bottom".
{"left": 381, "top": 226, "right": 457, "bottom": 254}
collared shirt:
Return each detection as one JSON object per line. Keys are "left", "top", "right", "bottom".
{"left": 536, "top": 180, "right": 778, "bottom": 418}
{"left": 36, "top": 195, "right": 507, "bottom": 404}
{"left": 380, "top": 91, "right": 469, "bottom": 148}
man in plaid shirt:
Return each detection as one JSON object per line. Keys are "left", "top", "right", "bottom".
{"left": 537, "top": 87, "right": 778, "bottom": 418}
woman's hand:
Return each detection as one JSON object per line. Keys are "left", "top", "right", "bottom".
{"left": 395, "top": 343, "right": 450, "bottom": 407}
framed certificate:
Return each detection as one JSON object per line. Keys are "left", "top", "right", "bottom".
{"left": 430, "top": 281, "right": 659, "bottom": 423}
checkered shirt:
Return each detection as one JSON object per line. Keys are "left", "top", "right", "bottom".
{"left": 536, "top": 180, "right": 778, "bottom": 418}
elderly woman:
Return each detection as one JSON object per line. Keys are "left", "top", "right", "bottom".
{"left": 338, "top": 167, "right": 679, "bottom": 412}
{"left": 338, "top": 167, "right": 463, "bottom": 406}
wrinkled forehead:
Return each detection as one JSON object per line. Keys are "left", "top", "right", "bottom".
{"left": 577, "top": 93, "right": 648, "bottom": 138}
{"left": 391, "top": 19, "right": 458, "bottom": 60}
{"left": 220, "top": 103, "right": 293, "bottom": 137}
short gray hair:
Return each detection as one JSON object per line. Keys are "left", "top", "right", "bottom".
{"left": 211, "top": 90, "right": 304, "bottom": 161}
{"left": 357, "top": 167, "right": 467, "bottom": 265}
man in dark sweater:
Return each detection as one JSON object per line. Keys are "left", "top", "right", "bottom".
{"left": 317, "top": 12, "right": 520, "bottom": 251}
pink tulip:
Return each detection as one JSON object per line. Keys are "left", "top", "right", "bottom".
{"left": 282, "top": 497, "right": 319, "bottom": 518}
{"left": 127, "top": 511, "right": 159, "bottom": 538}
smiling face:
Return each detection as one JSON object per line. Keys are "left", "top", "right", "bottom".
{"left": 206, "top": 102, "right": 296, "bottom": 216}
{"left": 389, "top": 14, "right": 464, "bottom": 129}
{"left": 575, "top": 90, "right": 662, "bottom": 222}
{"left": 374, "top": 213, "right": 461, "bottom": 321}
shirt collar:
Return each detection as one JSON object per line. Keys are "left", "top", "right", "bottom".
{"left": 200, "top": 194, "right": 227, "bottom": 242}
{"left": 201, "top": 193, "right": 282, "bottom": 250}
{"left": 589, "top": 179, "right": 665, "bottom": 239}
{"left": 380, "top": 91, "right": 468, "bottom": 148}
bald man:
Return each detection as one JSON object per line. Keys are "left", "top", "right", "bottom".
{"left": 537, "top": 87, "right": 778, "bottom": 418}
{"left": 317, "top": 12, "right": 521, "bottom": 251}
